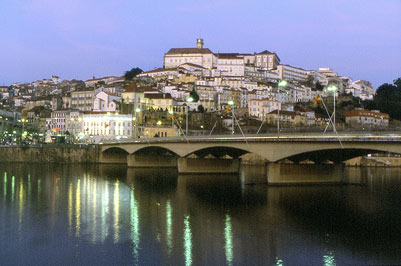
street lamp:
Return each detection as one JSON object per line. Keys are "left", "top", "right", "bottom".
{"left": 168, "top": 110, "right": 174, "bottom": 127}
{"left": 134, "top": 108, "right": 140, "bottom": 139}
{"left": 228, "top": 100, "right": 234, "bottom": 135}
{"left": 277, "top": 80, "right": 288, "bottom": 137}
{"left": 21, "top": 118, "right": 26, "bottom": 140}
{"left": 186, "top": 96, "right": 193, "bottom": 136}
{"left": 327, "top": 85, "right": 338, "bottom": 132}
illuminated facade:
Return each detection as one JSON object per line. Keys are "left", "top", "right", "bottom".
{"left": 82, "top": 113, "right": 132, "bottom": 140}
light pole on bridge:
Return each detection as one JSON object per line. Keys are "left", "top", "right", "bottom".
{"left": 186, "top": 96, "right": 193, "bottom": 136}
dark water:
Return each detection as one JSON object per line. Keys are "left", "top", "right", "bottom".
{"left": 0, "top": 163, "right": 401, "bottom": 266}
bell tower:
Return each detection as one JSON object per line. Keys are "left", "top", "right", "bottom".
{"left": 196, "top": 38, "right": 204, "bottom": 49}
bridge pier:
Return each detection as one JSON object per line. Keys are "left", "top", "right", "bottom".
{"left": 266, "top": 163, "right": 345, "bottom": 185}
{"left": 177, "top": 158, "right": 241, "bottom": 174}
{"left": 127, "top": 154, "right": 177, "bottom": 168}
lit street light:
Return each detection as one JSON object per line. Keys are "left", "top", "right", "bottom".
{"left": 186, "top": 96, "right": 193, "bottom": 136}
{"left": 168, "top": 110, "right": 174, "bottom": 127}
{"left": 277, "top": 80, "right": 288, "bottom": 137}
{"left": 327, "top": 85, "right": 338, "bottom": 132}
{"left": 228, "top": 100, "right": 234, "bottom": 135}
{"left": 134, "top": 108, "right": 140, "bottom": 139}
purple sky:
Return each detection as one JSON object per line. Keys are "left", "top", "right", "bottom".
{"left": 1, "top": 0, "right": 400, "bottom": 88}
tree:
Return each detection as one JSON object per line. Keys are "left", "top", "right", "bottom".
{"left": 124, "top": 67, "right": 143, "bottom": 80}
{"left": 371, "top": 78, "right": 401, "bottom": 120}
{"left": 315, "top": 81, "right": 324, "bottom": 91}
{"left": 198, "top": 105, "right": 205, "bottom": 113}
{"left": 189, "top": 85, "right": 199, "bottom": 102}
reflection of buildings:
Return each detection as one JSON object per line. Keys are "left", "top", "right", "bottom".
{"left": 4, "top": 163, "right": 396, "bottom": 265}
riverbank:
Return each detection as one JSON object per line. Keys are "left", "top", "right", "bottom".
{"left": 344, "top": 156, "right": 401, "bottom": 167}
{"left": 0, "top": 144, "right": 98, "bottom": 163}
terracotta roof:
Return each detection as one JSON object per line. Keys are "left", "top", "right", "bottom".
{"left": 166, "top": 48, "right": 213, "bottom": 55}
{"left": 345, "top": 110, "right": 389, "bottom": 119}
{"left": 256, "top": 50, "right": 281, "bottom": 61}
{"left": 145, "top": 93, "right": 172, "bottom": 99}
{"left": 123, "top": 84, "right": 144, "bottom": 93}
{"left": 216, "top": 53, "right": 243, "bottom": 59}
{"left": 256, "top": 50, "right": 273, "bottom": 55}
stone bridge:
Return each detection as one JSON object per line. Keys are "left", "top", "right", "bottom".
{"left": 100, "top": 134, "right": 401, "bottom": 166}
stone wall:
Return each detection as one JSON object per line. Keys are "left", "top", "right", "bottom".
{"left": 0, "top": 145, "right": 99, "bottom": 163}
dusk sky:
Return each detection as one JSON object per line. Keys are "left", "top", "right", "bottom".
{"left": 1, "top": 0, "right": 400, "bottom": 88}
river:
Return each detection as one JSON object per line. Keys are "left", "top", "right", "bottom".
{"left": 0, "top": 163, "right": 400, "bottom": 265}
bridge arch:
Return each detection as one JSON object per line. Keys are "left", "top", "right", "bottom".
{"left": 132, "top": 146, "right": 179, "bottom": 157}
{"left": 283, "top": 148, "right": 390, "bottom": 164}
{"left": 101, "top": 147, "right": 129, "bottom": 164}
{"left": 103, "top": 146, "right": 130, "bottom": 154}
{"left": 183, "top": 146, "right": 249, "bottom": 159}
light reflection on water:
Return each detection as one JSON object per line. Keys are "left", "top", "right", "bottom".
{"left": 183, "top": 215, "right": 192, "bottom": 266}
{"left": 0, "top": 163, "right": 401, "bottom": 265}
{"left": 130, "top": 188, "right": 140, "bottom": 264}
{"left": 225, "top": 214, "right": 233, "bottom": 266}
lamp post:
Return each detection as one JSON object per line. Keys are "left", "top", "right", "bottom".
{"left": 134, "top": 107, "right": 140, "bottom": 138}
{"left": 70, "top": 117, "right": 75, "bottom": 143}
{"left": 327, "top": 85, "right": 338, "bottom": 132}
{"left": 186, "top": 97, "right": 193, "bottom": 136}
{"left": 168, "top": 110, "right": 174, "bottom": 127}
{"left": 21, "top": 118, "right": 26, "bottom": 141}
{"left": 277, "top": 80, "right": 288, "bottom": 137}
{"left": 228, "top": 100, "right": 234, "bottom": 135}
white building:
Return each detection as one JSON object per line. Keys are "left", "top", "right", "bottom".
{"left": 137, "top": 68, "right": 180, "bottom": 80}
{"left": 346, "top": 80, "right": 376, "bottom": 100}
{"left": 248, "top": 97, "right": 281, "bottom": 119}
{"left": 345, "top": 109, "right": 389, "bottom": 128}
{"left": 254, "top": 50, "right": 280, "bottom": 70}
{"left": 93, "top": 91, "right": 120, "bottom": 112}
{"left": 82, "top": 113, "right": 132, "bottom": 141}
{"left": 277, "top": 64, "right": 308, "bottom": 83}
{"left": 216, "top": 53, "right": 245, "bottom": 77}
{"left": 164, "top": 39, "right": 215, "bottom": 69}
{"left": 65, "top": 110, "right": 83, "bottom": 137}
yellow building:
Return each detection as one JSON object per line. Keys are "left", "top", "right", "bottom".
{"left": 265, "top": 110, "right": 306, "bottom": 126}
{"left": 144, "top": 93, "right": 174, "bottom": 111}
{"left": 140, "top": 126, "right": 178, "bottom": 138}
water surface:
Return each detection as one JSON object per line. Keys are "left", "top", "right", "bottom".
{"left": 0, "top": 163, "right": 400, "bottom": 265}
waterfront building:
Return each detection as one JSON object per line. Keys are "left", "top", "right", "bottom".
{"left": 345, "top": 109, "right": 389, "bottom": 128}
{"left": 65, "top": 110, "right": 83, "bottom": 138}
{"left": 82, "top": 113, "right": 132, "bottom": 141}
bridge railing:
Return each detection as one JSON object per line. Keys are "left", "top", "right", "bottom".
{"left": 98, "top": 132, "right": 401, "bottom": 145}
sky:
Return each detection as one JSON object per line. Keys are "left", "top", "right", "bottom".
{"left": 0, "top": 0, "right": 400, "bottom": 88}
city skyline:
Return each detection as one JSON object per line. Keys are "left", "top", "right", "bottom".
{"left": 1, "top": 0, "right": 400, "bottom": 87}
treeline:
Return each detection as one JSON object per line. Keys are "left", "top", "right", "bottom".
{"left": 363, "top": 78, "right": 401, "bottom": 120}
